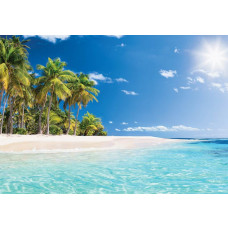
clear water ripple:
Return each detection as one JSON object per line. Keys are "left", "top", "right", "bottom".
{"left": 0, "top": 139, "right": 228, "bottom": 193}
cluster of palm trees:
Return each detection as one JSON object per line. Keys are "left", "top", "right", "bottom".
{"left": 0, "top": 36, "right": 107, "bottom": 136}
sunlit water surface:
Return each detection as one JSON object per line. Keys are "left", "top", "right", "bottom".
{"left": 0, "top": 139, "right": 228, "bottom": 193}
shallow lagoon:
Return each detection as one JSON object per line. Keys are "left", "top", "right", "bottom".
{"left": 0, "top": 139, "right": 228, "bottom": 194}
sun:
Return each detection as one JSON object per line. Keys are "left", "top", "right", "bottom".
{"left": 196, "top": 40, "right": 228, "bottom": 71}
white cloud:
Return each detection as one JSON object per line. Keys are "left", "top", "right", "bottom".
{"left": 173, "top": 88, "right": 178, "bottom": 93}
{"left": 174, "top": 48, "right": 180, "bottom": 53}
{"left": 211, "top": 82, "right": 222, "bottom": 88}
{"left": 106, "top": 35, "right": 124, "bottom": 39}
{"left": 109, "top": 121, "right": 113, "bottom": 124}
{"left": 122, "top": 90, "right": 138, "bottom": 95}
{"left": 171, "top": 125, "right": 200, "bottom": 131}
{"left": 115, "top": 128, "right": 121, "bottom": 131}
{"left": 187, "top": 76, "right": 204, "bottom": 86}
{"left": 211, "top": 82, "right": 227, "bottom": 93}
{"left": 191, "top": 69, "right": 220, "bottom": 78}
{"left": 123, "top": 125, "right": 200, "bottom": 132}
{"left": 120, "top": 43, "right": 125, "bottom": 47}
{"left": 207, "top": 72, "right": 220, "bottom": 78}
{"left": 122, "top": 122, "right": 128, "bottom": 125}
{"left": 23, "top": 35, "right": 70, "bottom": 43}
{"left": 187, "top": 77, "right": 194, "bottom": 84}
{"left": 116, "top": 78, "right": 128, "bottom": 83}
{"left": 89, "top": 73, "right": 112, "bottom": 85}
{"left": 196, "top": 77, "right": 205, "bottom": 83}
{"left": 210, "top": 82, "right": 228, "bottom": 93}
{"left": 180, "top": 86, "right": 191, "bottom": 90}
{"left": 159, "top": 69, "right": 177, "bottom": 78}
{"left": 134, "top": 121, "right": 138, "bottom": 124}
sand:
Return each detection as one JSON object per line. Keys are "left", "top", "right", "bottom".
{"left": 0, "top": 134, "right": 182, "bottom": 152}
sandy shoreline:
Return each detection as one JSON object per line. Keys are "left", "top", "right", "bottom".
{"left": 0, "top": 135, "right": 183, "bottom": 153}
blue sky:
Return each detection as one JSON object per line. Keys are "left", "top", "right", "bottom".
{"left": 15, "top": 35, "right": 228, "bottom": 137}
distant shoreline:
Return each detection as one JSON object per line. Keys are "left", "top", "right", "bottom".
{"left": 0, "top": 135, "right": 183, "bottom": 153}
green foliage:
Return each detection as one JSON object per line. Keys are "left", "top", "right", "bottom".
{"left": 79, "top": 112, "right": 106, "bottom": 136}
{"left": 14, "top": 128, "right": 27, "bottom": 135}
{"left": 49, "top": 125, "right": 63, "bottom": 135}
{"left": 0, "top": 36, "right": 107, "bottom": 136}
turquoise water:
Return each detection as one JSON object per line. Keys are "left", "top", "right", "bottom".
{"left": 0, "top": 139, "right": 228, "bottom": 194}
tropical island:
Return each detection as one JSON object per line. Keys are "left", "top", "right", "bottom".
{"left": 0, "top": 36, "right": 180, "bottom": 153}
{"left": 1, "top": 35, "right": 227, "bottom": 195}
{"left": 0, "top": 36, "right": 107, "bottom": 136}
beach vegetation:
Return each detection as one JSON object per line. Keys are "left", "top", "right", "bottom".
{"left": 0, "top": 36, "right": 106, "bottom": 136}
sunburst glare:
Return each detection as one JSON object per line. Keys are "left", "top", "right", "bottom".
{"left": 196, "top": 40, "right": 228, "bottom": 71}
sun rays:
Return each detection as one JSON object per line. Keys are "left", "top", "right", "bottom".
{"left": 195, "top": 39, "right": 228, "bottom": 72}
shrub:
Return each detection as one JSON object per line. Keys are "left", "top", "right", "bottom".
{"left": 49, "top": 125, "right": 63, "bottom": 135}
{"left": 98, "top": 130, "right": 107, "bottom": 136}
{"left": 14, "top": 128, "right": 27, "bottom": 135}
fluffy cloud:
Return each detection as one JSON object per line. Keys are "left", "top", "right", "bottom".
{"left": 116, "top": 78, "right": 128, "bottom": 83}
{"left": 89, "top": 73, "right": 112, "bottom": 85}
{"left": 187, "top": 76, "right": 205, "bottom": 84}
{"left": 109, "top": 121, "right": 113, "bottom": 124}
{"left": 23, "top": 35, "right": 70, "bottom": 43}
{"left": 159, "top": 69, "right": 177, "bottom": 78}
{"left": 88, "top": 74, "right": 129, "bottom": 85}
{"left": 174, "top": 48, "right": 180, "bottom": 53}
{"left": 123, "top": 125, "right": 200, "bottom": 132}
{"left": 211, "top": 82, "right": 222, "bottom": 88}
{"left": 191, "top": 69, "right": 220, "bottom": 78}
{"left": 106, "top": 35, "right": 124, "bottom": 39}
{"left": 122, "top": 90, "right": 138, "bottom": 95}
{"left": 115, "top": 128, "right": 121, "bottom": 131}
{"left": 173, "top": 88, "right": 178, "bottom": 93}
{"left": 180, "top": 86, "right": 191, "bottom": 90}
{"left": 196, "top": 77, "right": 205, "bottom": 83}
{"left": 121, "top": 122, "right": 128, "bottom": 125}
{"left": 211, "top": 82, "right": 228, "bottom": 93}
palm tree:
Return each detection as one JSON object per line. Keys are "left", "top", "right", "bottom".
{"left": 71, "top": 73, "right": 99, "bottom": 135}
{"left": 36, "top": 58, "right": 74, "bottom": 134}
{"left": 15, "top": 86, "right": 33, "bottom": 129}
{"left": 0, "top": 37, "right": 31, "bottom": 133}
{"left": 0, "top": 95, "right": 8, "bottom": 134}
{"left": 34, "top": 76, "right": 48, "bottom": 134}
{"left": 63, "top": 74, "right": 79, "bottom": 134}
{"left": 79, "top": 112, "right": 103, "bottom": 136}
{"left": 0, "top": 38, "right": 13, "bottom": 108}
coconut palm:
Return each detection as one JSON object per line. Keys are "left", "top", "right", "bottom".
{"left": 79, "top": 112, "right": 104, "bottom": 136}
{"left": 14, "top": 85, "right": 33, "bottom": 129}
{"left": 0, "top": 95, "right": 8, "bottom": 134}
{"left": 34, "top": 76, "right": 48, "bottom": 134}
{"left": 63, "top": 74, "right": 79, "bottom": 134}
{"left": 71, "top": 73, "right": 99, "bottom": 135}
{"left": 0, "top": 37, "right": 31, "bottom": 133}
{"left": 0, "top": 37, "right": 106, "bottom": 136}
{"left": 36, "top": 58, "right": 74, "bottom": 134}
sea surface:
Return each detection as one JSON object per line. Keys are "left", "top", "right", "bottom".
{"left": 0, "top": 139, "right": 228, "bottom": 194}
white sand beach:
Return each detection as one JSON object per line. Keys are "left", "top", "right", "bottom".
{"left": 0, "top": 135, "right": 181, "bottom": 152}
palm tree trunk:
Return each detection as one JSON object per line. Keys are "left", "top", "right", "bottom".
{"left": 9, "top": 97, "right": 15, "bottom": 134}
{"left": 73, "top": 104, "right": 80, "bottom": 136}
{"left": 18, "top": 112, "right": 20, "bottom": 128}
{"left": 7, "top": 97, "right": 11, "bottom": 134}
{"left": 0, "top": 97, "right": 7, "bottom": 134}
{"left": 38, "top": 94, "right": 47, "bottom": 134}
{"left": 0, "top": 88, "right": 4, "bottom": 110}
{"left": 21, "top": 104, "right": 24, "bottom": 129}
{"left": 66, "top": 105, "right": 71, "bottom": 135}
{"left": 46, "top": 91, "right": 53, "bottom": 135}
